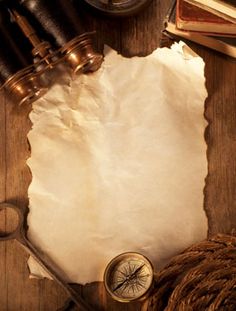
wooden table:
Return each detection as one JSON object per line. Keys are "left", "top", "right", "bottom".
{"left": 0, "top": 0, "right": 236, "bottom": 310}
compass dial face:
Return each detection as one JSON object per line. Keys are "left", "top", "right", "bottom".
{"left": 104, "top": 252, "right": 154, "bottom": 302}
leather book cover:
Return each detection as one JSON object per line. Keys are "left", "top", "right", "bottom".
{"left": 176, "top": 0, "right": 236, "bottom": 35}
{"left": 184, "top": 0, "right": 236, "bottom": 23}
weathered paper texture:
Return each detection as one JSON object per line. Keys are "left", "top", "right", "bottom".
{"left": 27, "top": 43, "right": 208, "bottom": 284}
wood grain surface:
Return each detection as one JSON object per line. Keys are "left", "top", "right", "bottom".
{"left": 0, "top": 0, "right": 236, "bottom": 310}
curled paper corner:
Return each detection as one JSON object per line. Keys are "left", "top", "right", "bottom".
{"left": 27, "top": 256, "right": 53, "bottom": 280}
{"left": 171, "top": 41, "right": 199, "bottom": 60}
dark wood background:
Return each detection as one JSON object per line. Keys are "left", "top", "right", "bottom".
{"left": 1, "top": 0, "right": 236, "bottom": 310}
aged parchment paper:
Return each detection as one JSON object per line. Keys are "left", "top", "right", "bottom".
{"left": 27, "top": 43, "right": 208, "bottom": 284}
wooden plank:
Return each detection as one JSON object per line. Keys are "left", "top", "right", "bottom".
{"left": 202, "top": 50, "right": 236, "bottom": 235}
{"left": 160, "top": 39, "right": 236, "bottom": 237}
{"left": 3, "top": 101, "right": 68, "bottom": 310}
{"left": 120, "top": 0, "right": 171, "bottom": 56}
{"left": 74, "top": 0, "right": 122, "bottom": 52}
{"left": 37, "top": 279, "right": 67, "bottom": 311}
{"left": 4, "top": 101, "right": 39, "bottom": 310}
{"left": 0, "top": 92, "right": 7, "bottom": 311}
{"left": 0, "top": 94, "right": 68, "bottom": 310}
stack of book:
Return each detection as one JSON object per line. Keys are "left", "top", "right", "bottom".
{"left": 164, "top": 0, "right": 236, "bottom": 58}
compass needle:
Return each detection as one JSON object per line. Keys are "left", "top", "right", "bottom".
{"left": 113, "top": 280, "right": 126, "bottom": 292}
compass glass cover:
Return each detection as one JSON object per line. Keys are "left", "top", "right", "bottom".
{"left": 104, "top": 253, "right": 153, "bottom": 302}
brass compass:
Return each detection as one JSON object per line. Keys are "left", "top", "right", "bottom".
{"left": 83, "top": 0, "right": 152, "bottom": 17}
{"left": 104, "top": 252, "right": 154, "bottom": 302}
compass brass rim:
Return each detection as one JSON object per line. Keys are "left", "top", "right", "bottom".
{"left": 104, "top": 252, "right": 154, "bottom": 303}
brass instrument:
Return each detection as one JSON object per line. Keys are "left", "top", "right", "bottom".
{"left": 0, "top": 0, "right": 103, "bottom": 105}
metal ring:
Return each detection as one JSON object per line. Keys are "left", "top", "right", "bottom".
{"left": 0, "top": 203, "right": 24, "bottom": 241}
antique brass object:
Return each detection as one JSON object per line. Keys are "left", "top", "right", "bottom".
{"left": 0, "top": 5, "right": 46, "bottom": 105}
{"left": 20, "top": 0, "right": 103, "bottom": 74}
{"left": 61, "top": 33, "right": 103, "bottom": 74}
{"left": 10, "top": 8, "right": 60, "bottom": 71}
{"left": 0, "top": 203, "right": 94, "bottom": 311}
{"left": 104, "top": 252, "right": 154, "bottom": 303}
{"left": 2, "top": 66, "right": 46, "bottom": 105}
